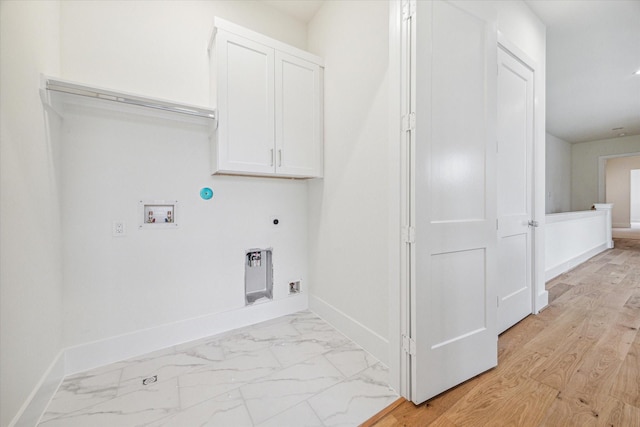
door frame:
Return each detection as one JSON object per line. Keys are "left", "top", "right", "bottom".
{"left": 598, "top": 152, "right": 640, "bottom": 204}
{"left": 630, "top": 169, "right": 640, "bottom": 224}
{"left": 387, "top": 0, "right": 405, "bottom": 397}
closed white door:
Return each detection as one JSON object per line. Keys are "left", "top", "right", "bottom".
{"left": 216, "top": 31, "right": 275, "bottom": 174}
{"left": 410, "top": 0, "right": 498, "bottom": 404}
{"left": 496, "top": 46, "right": 534, "bottom": 334}
{"left": 275, "top": 51, "right": 322, "bottom": 177}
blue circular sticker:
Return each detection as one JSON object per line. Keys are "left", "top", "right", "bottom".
{"left": 200, "top": 187, "right": 213, "bottom": 200}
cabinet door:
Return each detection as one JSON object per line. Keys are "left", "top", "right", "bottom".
{"left": 275, "top": 51, "right": 322, "bottom": 178}
{"left": 215, "top": 31, "right": 275, "bottom": 175}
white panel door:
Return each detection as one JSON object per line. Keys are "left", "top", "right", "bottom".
{"left": 216, "top": 31, "right": 275, "bottom": 174}
{"left": 275, "top": 51, "right": 322, "bottom": 177}
{"left": 410, "top": 0, "right": 497, "bottom": 404}
{"left": 497, "top": 46, "right": 534, "bottom": 334}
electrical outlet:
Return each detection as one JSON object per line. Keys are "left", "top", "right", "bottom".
{"left": 112, "top": 221, "right": 126, "bottom": 237}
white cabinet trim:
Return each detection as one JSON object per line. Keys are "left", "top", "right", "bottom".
{"left": 210, "top": 18, "right": 323, "bottom": 67}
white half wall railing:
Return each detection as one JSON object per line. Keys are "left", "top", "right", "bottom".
{"left": 545, "top": 204, "right": 613, "bottom": 281}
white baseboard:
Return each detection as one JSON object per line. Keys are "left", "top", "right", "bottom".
{"left": 613, "top": 222, "right": 631, "bottom": 228}
{"left": 309, "top": 295, "right": 389, "bottom": 365}
{"left": 535, "top": 290, "right": 549, "bottom": 314}
{"left": 12, "top": 295, "right": 308, "bottom": 426}
{"left": 65, "top": 293, "right": 308, "bottom": 375}
{"left": 10, "top": 351, "right": 65, "bottom": 427}
{"left": 13, "top": 295, "right": 308, "bottom": 426}
{"left": 545, "top": 243, "right": 608, "bottom": 282}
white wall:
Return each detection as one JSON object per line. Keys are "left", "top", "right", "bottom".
{"left": 57, "top": 2, "right": 311, "bottom": 348}
{"left": 572, "top": 134, "right": 640, "bottom": 211}
{"left": 60, "top": 109, "right": 309, "bottom": 346}
{"left": 60, "top": 0, "right": 307, "bottom": 108}
{"left": 0, "top": 1, "right": 64, "bottom": 425}
{"left": 546, "top": 132, "right": 571, "bottom": 213}
{"left": 605, "top": 155, "right": 640, "bottom": 227}
{"left": 307, "top": 1, "right": 391, "bottom": 363}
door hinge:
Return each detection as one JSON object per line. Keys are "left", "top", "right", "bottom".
{"left": 403, "top": 226, "right": 415, "bottom": 244}
{"left": 402, "top": 0, "right": 416, "bottom": 20}
{"left": 402, "top": 113, "right": 415, "bottom": 132}
{"left": 402, "top": 334, "right": 416, "bottom": 356}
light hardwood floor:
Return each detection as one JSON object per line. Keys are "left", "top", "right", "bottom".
{"left": 364, "top": 238, "right": 640, "bottom": 426}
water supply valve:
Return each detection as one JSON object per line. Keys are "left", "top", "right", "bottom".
{"left": 247, "top": 251, "right": 262, "bottom": 267}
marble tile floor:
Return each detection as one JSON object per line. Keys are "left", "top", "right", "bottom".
{"left": 38, "top": 310, "right": 398, "bottom": 427}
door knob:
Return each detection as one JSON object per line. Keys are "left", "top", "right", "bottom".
{"left": 528, "top": 220, "right": 539, "bottom": 227}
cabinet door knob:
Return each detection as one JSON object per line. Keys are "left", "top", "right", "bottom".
{"left": 270, "top": 149, "right": 274, "bottom": 166}
{"left": 278, "top": 149, "right": 282, "bottom": 167}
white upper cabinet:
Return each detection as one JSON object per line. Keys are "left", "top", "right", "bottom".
{"left": 210, "top": 19, "right": 323, "bottom": 178}
{"left": 275, "top": 51, "right": 322, "bottom": 177}
{"left": 214, "top": 31, "right": 275, "bottom": 175}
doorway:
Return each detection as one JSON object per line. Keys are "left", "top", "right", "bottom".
{"left": 604, "top": 155, "right": 640, "bottom": 228}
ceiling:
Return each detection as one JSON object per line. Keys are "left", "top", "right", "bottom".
{"left": 525, "top": 0, "right": 640, "bottom": 143}
{"left": 263, "top": 0, "right": 324, "bottom": 23}
{"left": 263, "top": 0, "right": 640, "bottom": 144}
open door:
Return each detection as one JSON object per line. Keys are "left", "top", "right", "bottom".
{"left": 407, "top": 0, "right": 498, "bottom": 404}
